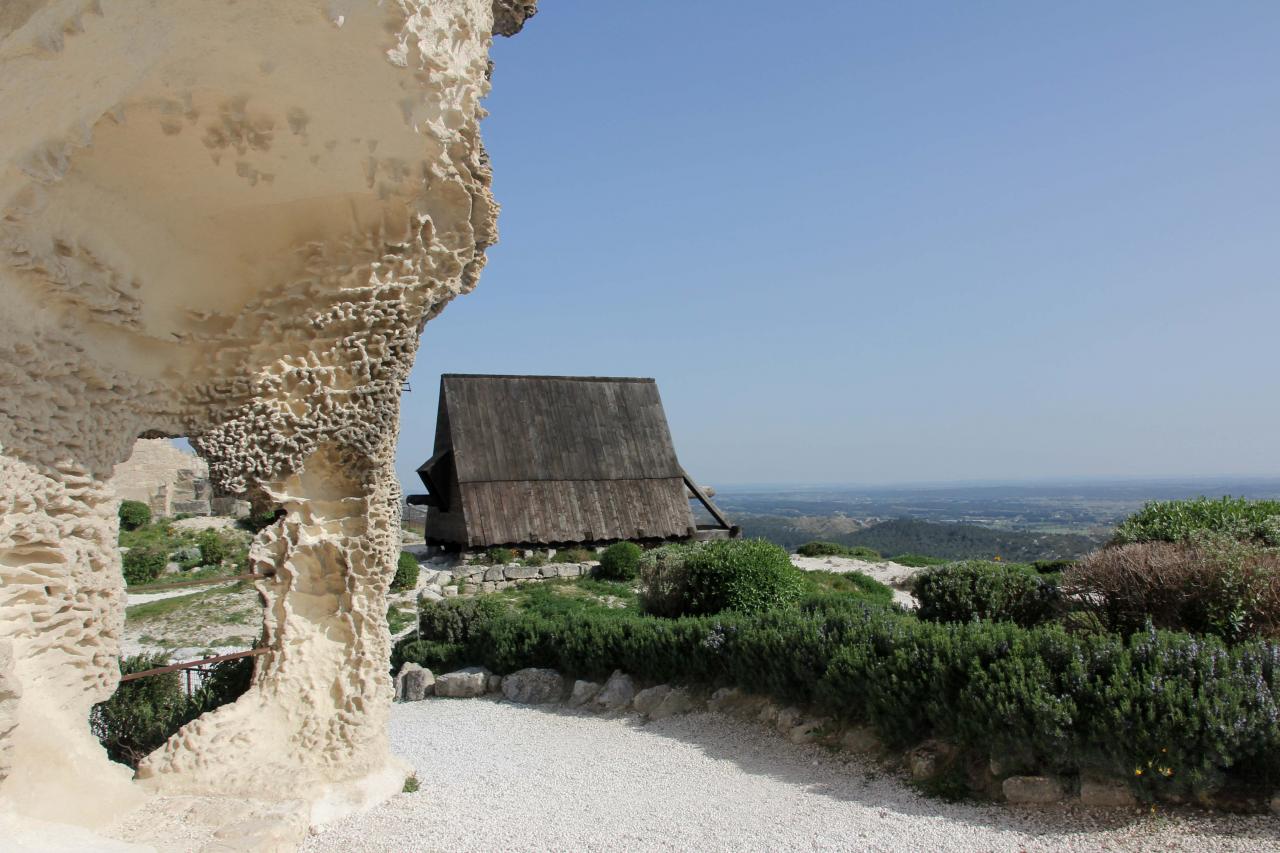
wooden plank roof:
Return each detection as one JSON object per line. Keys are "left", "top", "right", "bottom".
{"left": 440, "top": 374, "right": 683, "bottom": 484}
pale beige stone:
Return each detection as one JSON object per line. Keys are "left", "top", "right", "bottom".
{"left": 0, "top": 0, "right": 536, "bottom": 839}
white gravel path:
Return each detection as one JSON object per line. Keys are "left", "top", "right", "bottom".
{"left": 303, "top": 699, "right": 1279, "bottom": 853}
{"left": 126, "top": 580, "right": 237, "bottom": 607}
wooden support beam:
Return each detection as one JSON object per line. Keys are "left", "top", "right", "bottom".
{"left": 681, "top": 467, "right": 734, "bottom": 531}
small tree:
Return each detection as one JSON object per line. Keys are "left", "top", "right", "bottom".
{"left": 596, "top": 541, "right": 642, "bottom": 581}
{"left": 118, "top": 500, "right": 151, "bottom": 531}
{"left": 122, "top": 546, "right": 166, "bottom": 586}
{"left": 196, "top": 529, "right": 228, "bottom": 567}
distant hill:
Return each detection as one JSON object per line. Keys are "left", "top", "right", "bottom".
{"left": 739, "top": 516, "right": 1104, "bottom": 561}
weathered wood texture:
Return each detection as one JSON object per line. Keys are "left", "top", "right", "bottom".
{"left": 445, "top": 375, "right": 682, "bottom": 482}
{"left": 423, "top": 374, "right": 725, "bottom": 547}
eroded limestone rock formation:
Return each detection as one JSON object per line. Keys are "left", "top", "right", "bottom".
{"left": 0, "top": 0, "right": 534, "bottom": 832}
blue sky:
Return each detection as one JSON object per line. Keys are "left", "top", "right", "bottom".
{"left": 394, "top": 1, "right": 1280, "bottom": 492}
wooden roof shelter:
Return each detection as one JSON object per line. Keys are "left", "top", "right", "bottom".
{"left": 409, "top": 374, "right": 737, "bottom": 548}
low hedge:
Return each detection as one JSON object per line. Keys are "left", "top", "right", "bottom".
{"left": 1114, "top": 496, "right": 1280, "bottom": 546}
{"left": 913, "top": 561, "right": 1058, "bottom": 628}
{"left": 396, "top": 598, "right": 1280, "bottom": 798}
{"left": 796, "top": 542, "right": 882, "bottom": 560}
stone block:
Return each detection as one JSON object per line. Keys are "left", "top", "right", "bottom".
{"left": 1003, "top": 775, "right": 1065, "bottom": 805}
{"left": 504, "top": 566, "right": 539, "bottom": 580}
{"left": 171, "top": 499, "right": 211, "bottom": 516}
{"left": 910, "top": 740, "right": 958, "bottom": 782}
{"left": 434, "top": 666, "right": 491, "bottom": 699}
{"left": 839, "top": 726, "right": 880, "bottom": 753}
{"left": 707, "top": 687, "right": 742, "bottom": 714}
{"left": 774, "top": 706, "right": 804, "bottom": 734}
{"left": 1079, "top": 777, "right": 1136, "bottom": 808}
{"left": 788, "top": 718, "right": 832, "bottom": 744}
{"left": 501, "top": 668, "right": 564, "bottom": 704}
{"left": 567, "top": 680, "right": 601, "bottom": 708}
{"left": 483, "top": 567, "right": 505, "bottom": 582}
{"left": 650, "top": 688, "right": 697, "bottom": 720}
{"left": 460, "top": 583, "right": 478, "bottom": 595}
{"left": 395, "top": 663, "right": 434, "bottom": 702}
{"left": 632, "top": 685, "right": 672, "bottom": 716}
{"left": 592, "top": 670, "right": 636, "bottom": 712}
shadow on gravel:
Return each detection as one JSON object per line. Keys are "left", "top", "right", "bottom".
{"left": 511, "top": 700, "right": 1280, "bottom": 848}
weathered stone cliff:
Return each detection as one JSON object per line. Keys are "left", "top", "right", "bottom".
{"left": 0, "top": 0, "right": 533, "bottom": 833}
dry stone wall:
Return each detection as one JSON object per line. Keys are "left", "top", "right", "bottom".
{"left": 0, "top": 0, "right": 534, "bottom": 834}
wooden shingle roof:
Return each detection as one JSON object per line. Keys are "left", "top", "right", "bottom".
{"left": 441, "top": 374, "right": 683, "bottom": 483}
{"left": 426, "top": 374, "right": 703, "bottom": 546}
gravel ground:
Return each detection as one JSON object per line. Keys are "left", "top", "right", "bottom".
{"left": 303, "top": 699, "right": 1280, "bottom": 853}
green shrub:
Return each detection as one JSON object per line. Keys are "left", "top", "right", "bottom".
{"left": 889, "top": 553, "right": 951, "bottom": 568}
{"left": 90, "top": 654, "right": 252, "bottom": 768}
{"left": 1065, "top": 539, "right": 1280, "bottom": 642}
{"left": 638, "top": 542, "right": 703, "bottom": 617}
{"left": 118, "top": 500, "right": 151, "bottom": 531}
{"left": 392, "top": 639, "right": 465, "bottom": 673}
{"left": 913, "top": 561, "right": 1058, "bottom": 628}
{"left": 596, "top": 541, "right": 642, "bottom": 581}
{"left": 392, "top": 552, "right": 420, "bottom": 592}
{"left": 91, "top": 654, "right": 194, "bottom": 767}
{"left": 485, "top": 547, "right": 516, "bottom": 565}
{"left": 796, "top": 542, "right": 882, "bottom": 560}
{"left": 680, "top": 538, "right": 805, "bottom": 616}
{"left": 555, "top": 547, "right": 594, "bottom": 563}
{"left": 417, "top": 596, "right": 508, "bottom": 645}
{"left": 1114, "top": 496, "right": 1280, "bottom": 546}
{"left": 122, "top": 546, "right": 167, "bottom": 586}
{"left": 196, "top": 529, "right": 228, "bottom": 566}
{"left": 523, "top": 553, "right": 547, "bottom": 568}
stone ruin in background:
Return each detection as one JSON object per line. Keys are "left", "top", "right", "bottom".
{"left": 109, "top": 438, "right": 250, "bottom": 519}
{"left": 0, "top": 0, "right": 536, "bottom": 840}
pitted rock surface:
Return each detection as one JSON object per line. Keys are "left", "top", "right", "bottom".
{"left": 0, "top": 0, "right": 536, "bottom": 836}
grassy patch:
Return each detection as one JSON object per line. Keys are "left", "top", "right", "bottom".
{"left": 800, "top": 569, "right": 894, "bottom": 606}
{"left": 492, "top": 576, "right": 638, "bottom": 619}
{"left": 387, "top": 605, "right": 415, "bottom": 634}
